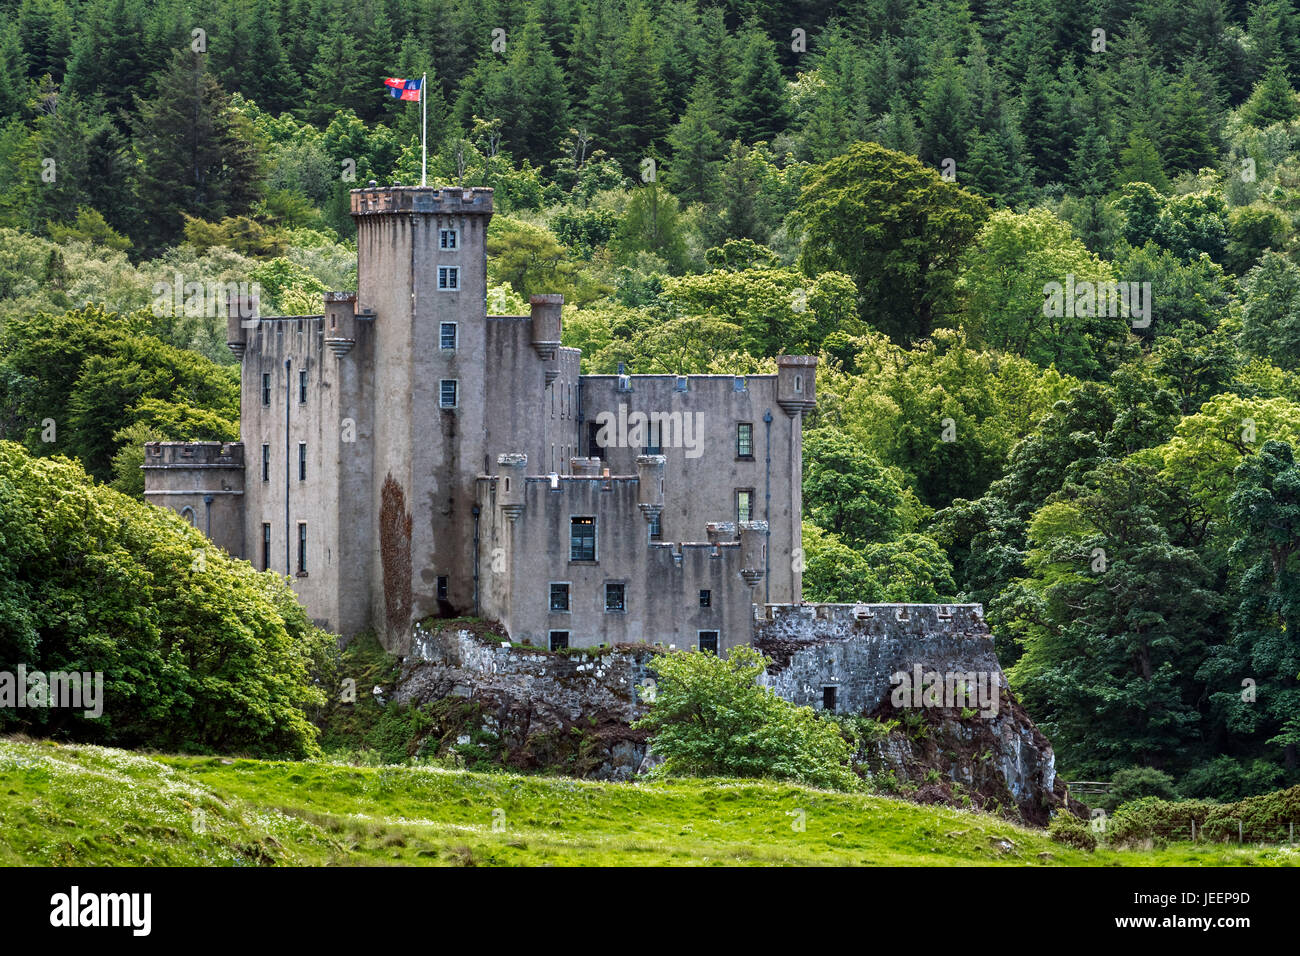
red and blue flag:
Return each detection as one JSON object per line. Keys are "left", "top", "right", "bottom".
{"left": 384, "top": 77, "right": 422, "bottom": 101}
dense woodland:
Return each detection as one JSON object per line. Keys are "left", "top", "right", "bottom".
{"left": 1, "top": 0, "right": 1299, "bottom": 795}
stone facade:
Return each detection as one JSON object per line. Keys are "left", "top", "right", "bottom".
{"left": 144, "top": 185, "right": 814, "bottom": 653}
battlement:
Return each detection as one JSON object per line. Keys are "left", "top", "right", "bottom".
{"left": 350, "top": 185, "right": 494, "bottom": 216}
{"left": 143, "top": 441, "right": 245, "bottom": 468}
{"left": 754, "top": 602, "right": 984, "bottom": 629}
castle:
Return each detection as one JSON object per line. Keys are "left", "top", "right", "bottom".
{"left": 144, "top": 184, "right": 816, "bottom": 654}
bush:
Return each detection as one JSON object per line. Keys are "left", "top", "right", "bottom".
{"left": 1106, "top": 785, "right": 1300, "bottom": 845}
{"left": 633, "top": 646, "right": 859, "bottom": 791}
{"left": 0, "top": 441, "right": 331, "bottom": 757}
{"left": 1107, "top": 796, "right": 1213, "bottom": 845}
{"left": 1178, "top": 756, "right": 1288, "bottom": 802}
{"left": 1049, "top": 811, "right": 1097, "bottom": 851}
{"left": 1096, "top": 766, "right": 1177, "bottom": 813}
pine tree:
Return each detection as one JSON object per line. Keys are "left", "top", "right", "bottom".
{"left": 63, "top": 0, "right": 151, "bottom": 125}
{"left": 31, "top": 89, "right": 108, "bottom": 228}
{"left": 0, "top": 23, "right": 26, "bottom": 119}
{"left": 303, "top": 27, "right": 375, "bottom": 126}
{"left": 730, "top": 22, "right": 790, "bottom": 144}
{"left": 666, "top": 82, "right": 725, "bottom": 205}
{"left": 16, "top": 0, "right": 72, "bottom": 82}
{"left": 130, "top": 50, "right": 262, "bottom": 254}
{"left": 612, "top": 7, "right": 669, "bottom": 167}
{"left": 875, "top": 92, "right": 920, "bottom": 156}
{"left": 1019, "top": 56, "right": 1062, "bottom": 184}
{"left": 1161, "top": 66, "right": 1217, "bottom": 173}
{"left": 1117, "top": 132, "right": 1171, "bottom": 191}
{"left": 919, "top": 47, "right": 972, "bottom": 168}
{"left": 1243, "top": 59, "right": 1300, "bottom": 127}
{"left": 501, "top": 14, "right": 570, "bottom": 167}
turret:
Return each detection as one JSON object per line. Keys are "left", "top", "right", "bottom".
{"left": 530, "top": 294, "right": 563, "bottom": 385}
{"left": 739, "top": 520, "right": 768, "bottom": 587}
{"left": 225, "top": 288, "right": 258, "bottom": 359}
{"left": 324, "top": 292, "right": 358, "bottom": 356}
{"left": 636, "top": 454, "right": 665, "bottom": 522}
{"left": 777, "top": 355, "right": 818, "bottom": 417}
{"left": 497, "top": 453, "right": 527, "bottom": 522}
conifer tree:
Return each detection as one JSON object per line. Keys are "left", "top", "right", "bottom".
{"left": 666, "top": 82, "right": 725, "bottom": 205}
{"left": 130, "top": 51, "right": 261, "bottom": 254}
{"left": 730, "top": 23, "right": 790, "bottom": 144}
{"left": 1243, "top": 59, "right": 1300, "bottom": 127}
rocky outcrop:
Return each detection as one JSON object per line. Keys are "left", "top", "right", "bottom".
{"left": 754, "top": 603, "right": 1069, "bottom": 824}
{"left": 392, "top": 621, "right": 659, "bottom": 780}
{"left": 391, "top": 607, "right": 1071, "bottom": 823}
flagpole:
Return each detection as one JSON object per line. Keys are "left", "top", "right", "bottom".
{"left": 421, "top": 72, "right": 427, "bottom": 187}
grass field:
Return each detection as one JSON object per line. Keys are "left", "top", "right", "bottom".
{"left": 2, "top": 738, "right": 1295, "bottom": 866}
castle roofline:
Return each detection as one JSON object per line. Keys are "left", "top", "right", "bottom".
{"left": 580, "top": 372, "right": 776, "bottom": 380}
{"left": 350, "top": 184, "right": 493, "bottom": 215}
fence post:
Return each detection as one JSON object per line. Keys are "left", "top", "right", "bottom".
{"left": 1238, "top": 820, "right": 1243, "bottom": 844}
{"left": 1191, "top": 820, "right": 1196, "bottom": 842}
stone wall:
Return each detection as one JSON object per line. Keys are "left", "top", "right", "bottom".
{"left": 754, "top": 602, "right": 1067, "bottom": 823}
{"left": 392, "top": 620, "right": 660, "bottom": 780}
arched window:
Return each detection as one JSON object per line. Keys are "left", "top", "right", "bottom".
{"left": 180, "top": 506, "right": 197, "bottom": 526}
{"left": 794, "top": 375, "right": 803, "bottom": 393}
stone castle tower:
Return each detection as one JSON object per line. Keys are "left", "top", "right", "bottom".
{"left": 145, "top": 185, "right": 816, "bottom": 654}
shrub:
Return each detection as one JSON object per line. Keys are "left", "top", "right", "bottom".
{"left": 1105, "top": 785, "right": 1300, "bottom": 844}
{"left": 0, "top": 441, "right": 330, "bottom": 757}
{"left": 1096, "top": 766, "right": 1177, "bottom": 813}
{"left": 1049, "top": 811, "right": 1097, "bottom": 851}
{"left": 1107, "top": 796, "right": 1216, "bottom": 845}
{"left": 633, "top": 646, "right": 859, "bottom": 790}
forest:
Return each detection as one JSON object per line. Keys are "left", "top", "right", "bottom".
{"left": 0, "top": 0, "right": 1298, "bottom": 797}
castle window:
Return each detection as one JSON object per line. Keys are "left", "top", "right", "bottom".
{"left": 297, "top": 522, "right": 308, "bottom": 575}
{"left": 549, "top": 631, "right": 569, "bottom": 651}
{"left": 298, "top": 369, "right": 308, "bottom": 404}
{"left": 643, "top": 420, "right": 661, "bottom": 454}
{"left": 795, "top": 375, "right": 803, "bottom": 393}
{"left": 438, "top": 266, "right": 460, "bottom": 290}
{"left": 587, "top": 421, "right": 605, "bottom": 460}
{"left": 699, "top": 589, "right": 711, "bottom": 608}
{"left": 733, "top": 376, "right": 746, "bottom": 392}
{"left": 605, "top": 582, "right": 625, "bottom": 612}
{"left": 698, "top": 631, "right": 719, "bottom": 654}
{"left": 180, "top": 506, "right": 196, "bottom": 526}
{"left": 298, "top": 442, "right": 307, "bottom": 481}
{"left": 736, "top": 489, "right": 754, "bottom": 524}
{"left": 437, "top": 576, "right": 448, "bottom": 601}
{"left": 822, "top": 686, "right": 837, "bottom": 712}
{"left": 261, "top": 443, "right": 270, "bottom": 482}
{"left": 648, "top": 511, "right": 661, "bottom": 541}
{"left": 440, "top": 380, "right": 458, "bottom": 408}
{"left": 262, "top": 373, "right": 271, "bottom": 406}
{"left": 439, "top": 228, "right": 458, "bottom": 250}
{"left": 440, "top": 322, "right": 457, "bottom": 350}
{"left": 550, "top": 582, "right": 570, "bottom": 612}
{"left": 570, "top": 516, "right": 596, "bottom": 562}
{"left": 674, "top": 375, "right": 688, "bottom": 392}
{"left": 261, "top": 523, "right": 271, "bottom": 571}
{"left": 737, "top": 422, "right": 754, "bottom": 458}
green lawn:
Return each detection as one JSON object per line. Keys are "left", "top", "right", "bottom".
{"left": 1, "top": 737, "right": 1295, "bottom": 866}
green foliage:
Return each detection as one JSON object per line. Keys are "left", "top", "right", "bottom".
{"left": 1094, "top": 767, "right": 1178, "bottom": 814}
{"left": 0, "top": 306, "right": 239, "bottom": 481}
{"left": 1049, "top": 811, "right": 1097, "bottom": 851}
{"left": 634, "top": 647, "right": 859, "bottom": 791}
{"left": 797, "top": 142, "right": 990, "bottom": 343}
{"left": 0, "top": 441, "right": 329, "bottom": 757}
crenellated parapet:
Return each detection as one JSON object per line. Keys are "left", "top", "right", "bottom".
{"left": 350, "top": 184, "right": 494, "bottom": 216}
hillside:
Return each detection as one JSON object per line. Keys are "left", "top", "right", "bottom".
{"left": 1, "top": 738, "right": 1293, "bottom": 867}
